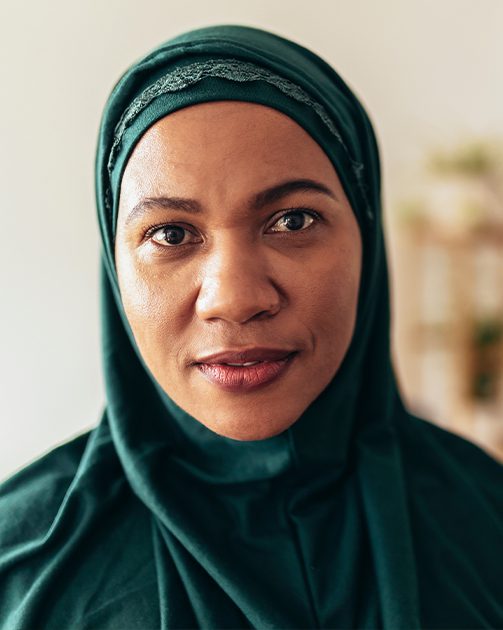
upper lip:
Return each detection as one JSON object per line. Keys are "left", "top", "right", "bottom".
{"left": 194, "top": 347, "right": 297, "bottom": 365}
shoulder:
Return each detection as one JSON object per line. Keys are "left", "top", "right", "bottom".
{"left": 396, "top": 411, "right": 503, "bottom": 627}
{"left": 397, "top": 411, "right": 502, "bottom": 505}
{"left": 0, "top": 432, "right": 91, "bottom": 549}
{"left": 0, "top": 429, "right": 158, "bottom": 628}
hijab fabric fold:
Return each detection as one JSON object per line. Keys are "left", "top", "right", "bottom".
{"left": 0, "top": 24, "right": 501, "bottom": 630}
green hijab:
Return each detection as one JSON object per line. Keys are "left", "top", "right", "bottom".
{"left": 0, "top": 25, "right": 501, "bottom": 630}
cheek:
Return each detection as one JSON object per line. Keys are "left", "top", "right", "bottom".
{"left": 300, "top": 237, "right": 361, "bottom": 355}
{"left": 117, "top": 254, "right": 192, "bottom": 367}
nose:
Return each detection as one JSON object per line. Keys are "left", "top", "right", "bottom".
{"left": 195, "top": 239, "right": 283, "bottom": 324}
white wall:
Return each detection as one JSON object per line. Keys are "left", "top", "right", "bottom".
{"left": 1, "top": 0, "right": 502, "bottom": 480}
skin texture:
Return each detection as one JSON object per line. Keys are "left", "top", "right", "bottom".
{"left": 115, "top": 101, "right": 362, "bottom": 441}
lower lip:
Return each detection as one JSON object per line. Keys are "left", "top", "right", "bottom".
{"left": 196, "top": 354, "right": 296, "bottom": 392}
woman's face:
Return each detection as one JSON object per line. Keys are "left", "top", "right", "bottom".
{"left": 115, "top": 101, "right": 362, "bottom": 441}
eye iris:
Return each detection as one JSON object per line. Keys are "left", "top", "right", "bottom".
{"left": 283, "top": 212, "right": 305, "bottom": 231}
{"left": 163, "top": 226, "right": 185, "bottom": 244}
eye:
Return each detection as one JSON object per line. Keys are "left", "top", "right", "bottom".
{"left": 268, "top": 209, "right": 317, "bottom": 233}
{"left": 148, "top": 224, "right": 199, "bottom": 247}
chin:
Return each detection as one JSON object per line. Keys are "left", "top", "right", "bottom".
{"left": 194, "top": 406, "right": 300, "bottom": 441}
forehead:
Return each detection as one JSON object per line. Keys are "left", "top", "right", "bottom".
{"left": 119, "top": 101, "right": 339, "bottom": 200}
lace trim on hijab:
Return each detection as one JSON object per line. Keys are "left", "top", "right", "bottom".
{"left": 107, "top": 58, "right": 370, "bottom": 219}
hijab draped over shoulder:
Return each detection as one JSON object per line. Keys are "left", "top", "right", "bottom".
{"left": 0, "top": 25, "right": 501, "bottom": 630}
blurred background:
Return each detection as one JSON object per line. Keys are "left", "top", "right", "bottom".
{"left": 0, "top": 0, "right": 502, "bottom": 480}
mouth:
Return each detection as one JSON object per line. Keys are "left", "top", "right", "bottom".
{"left": 193, "top": 348, "right": 298, "bottom": 393}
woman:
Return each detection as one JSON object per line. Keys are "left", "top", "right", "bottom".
{"left": 0, "top": 24, "right": 501, "bottom": 629}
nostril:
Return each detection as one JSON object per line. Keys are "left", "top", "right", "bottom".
{"left": 195, "top": 280, "right": 282, "bottom": 324}
{"left": 253, "top": 307, "right": 279, "bottom": 321}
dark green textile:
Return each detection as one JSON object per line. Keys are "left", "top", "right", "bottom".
{"left": 1, "top": 25, "right": 502, "bottom": 630}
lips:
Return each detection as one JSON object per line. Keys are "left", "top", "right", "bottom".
{"left": 194, "top": 347, "right": 295, "bottom": 365}
{"left": 193, "top": 347, "right": 298, "bottom": 392}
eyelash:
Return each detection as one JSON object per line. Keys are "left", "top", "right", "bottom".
{"left": 143, "top": 208, "right": 322, "bottom": 248}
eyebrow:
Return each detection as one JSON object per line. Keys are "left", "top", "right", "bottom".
{"left": 124, "top": 178, "right": 338, "bottom": 227}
